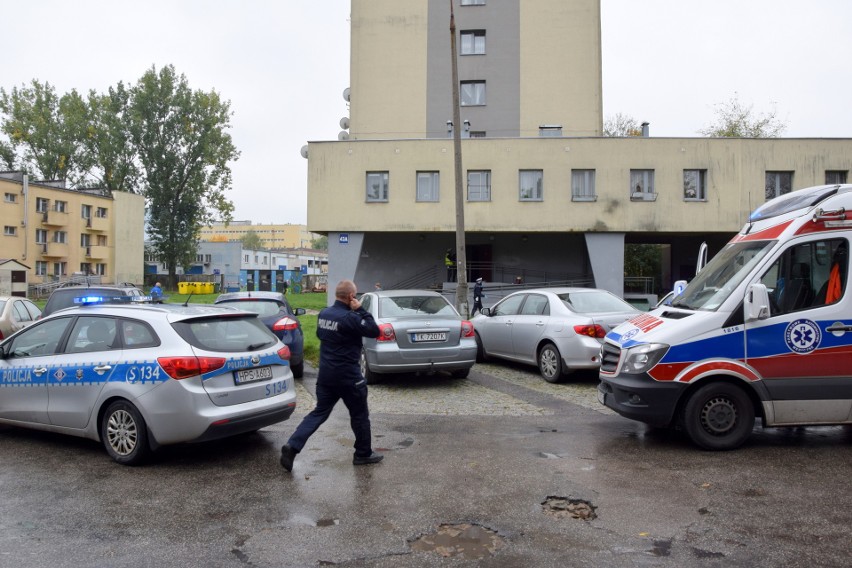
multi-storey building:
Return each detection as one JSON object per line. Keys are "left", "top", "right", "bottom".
{"left": 305, "top": 0, "right": 852, "bottom": 298}
{"left": 0, "top": 172, "right": 145, "bottom": 289}
{"left": 199, "top": 221, "right": 320, "bottom": 250}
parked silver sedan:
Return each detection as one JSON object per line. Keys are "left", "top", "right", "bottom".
{"left": 0, "top": 301, "right": 296, "bottom": 465}
{"left": 358, "top": 289, "right": 477, "bottom": 382}
{"left": 472, "top": 287, "right": 640, "bottom": 382}
{"left": 0, "top": 296, "right": 42, "bottom": 340}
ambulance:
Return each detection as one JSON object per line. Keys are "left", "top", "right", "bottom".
{"left": 598, "top": 184, "right": 852, "bottom": 450}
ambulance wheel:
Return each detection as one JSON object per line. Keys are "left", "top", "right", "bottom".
{"left": 682, "top": 383, "right": 754, "bottom": 450}
{"left": 360, "top": 348, "right": 380, "bottom": 384}
{"left": 101, "top": 400, "right": 150, "bottom": 466}
{"left": 538, "top": 343, "right": 565, "bottom": 383}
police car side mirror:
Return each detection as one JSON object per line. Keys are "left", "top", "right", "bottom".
{"left": 745, "top": 283, "right": 771, "bottom": 321}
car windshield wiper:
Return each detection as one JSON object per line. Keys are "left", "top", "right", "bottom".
{"left": 247, "top": 342, "right": 271, "bottom": 351}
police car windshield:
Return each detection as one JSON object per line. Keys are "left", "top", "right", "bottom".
{"left": 672, "top": 240, "right": 775, "bottom": 311}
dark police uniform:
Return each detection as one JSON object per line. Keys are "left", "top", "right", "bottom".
{"left": 285, "top": 299, "right": 380, "bottom": 458}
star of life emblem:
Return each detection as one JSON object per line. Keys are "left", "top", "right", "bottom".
{"left": 785, "top": 319, "right": 822, "bottom": 354}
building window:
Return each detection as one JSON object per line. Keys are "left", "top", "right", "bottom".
{"left": 826, "top": 170, "right": 848, "bottom": 185}
{"left": 460, "top": 81, "right": 486, "bottom": 106}
{"left": 4, "top": 226, "right": 16, "bottom": 236}
{"left": 461, "top": 0, "right": 485, "bottom": 5}
{"left": 630, "top": 170, "right": 656, "bottom": 201}
{"left": 460, "top": 30, "right": 485, "bottom": 55}
{"left": 4, "top": 193, "right": 16, "bottom": 203}
{"left": 36, "top": 197, "right": 49, "bottom": 213}
{"left": 96, "top": 207, "right": 108, "bottom": 218}
{"left": 416, "top": 172, "right": 440, "bottom": 202}
{"left": 80, "top": 262, "right": 92, "bottom": 274}
{"left": 470, "top": 131, "right": 486, "bottom": 138}
{"left": 54, "top": 231, "right": 67, "bottom": 244}
{"left": 54, "top": 200, "right": 67, "bottom": 213}
{"left": 95, "top": 263, "right": 106, "bottom": 276}
{"left": 80, "top": 234, "right": 91, "bottom": 247}
{"left": 35, "top": 229, "right": 47, "bottom": 244}
{"left": 538, "top": 126, "right": 562, "bottom": 137}
{"left": 35, "top": 261, "right": 47, "bottom": 276}
{"left": 467, "top": 170, "right": 491, "bottom": 201}
{"left": 97, "top": 235, "right": 107, "bottom": 246}
{"left": 366, "top": 172, "right": 389, "bottom": 202}
{"left": 81, "top": 204, "right": 92, "bottom": 219}
{"left": 53, "top": 262, "right": 67, "bottom": 276}
{"left": 571, "top": 170, "right": 597, "bottom": 202}
{"left": 244, "top": 254, "right": 249, "bottom": 263}
{"left": 683, "top": 170, "right": 707, "bottom": 201}
{"left": 519, "top": 170, "right": 543, "bottom": 201}
{"left": 765, "top": 171, "right": 793, "bottom": 201}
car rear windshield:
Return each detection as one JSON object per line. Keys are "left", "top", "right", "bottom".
{"left": 379, "top": 295, "right": 457, "bottom": 317}
{"left": 217, "top": 300, "right": 284, "bottom": 317}
{"left": 558, "top": 291, "right": 633, "bottom": 314}
{"left": 172, "top": 315, "right": 278, "bottom": 352}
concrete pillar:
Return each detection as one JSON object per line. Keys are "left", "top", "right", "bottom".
{"left": 585, "top": 233, "right": 625, "bottom": 297}
{"left": 327, "top": 232, "right": 364, "bottom": 303}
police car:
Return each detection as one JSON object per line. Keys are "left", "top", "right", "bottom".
{"left": 0, "top": 298, "right": 296, "bottom": 465}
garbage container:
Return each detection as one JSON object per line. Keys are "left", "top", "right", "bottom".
{"left": 202, "top": 282, "right": 214, "bottom": 294}
{"left": 178, "top": 282, "right": 190, "bottom": 295}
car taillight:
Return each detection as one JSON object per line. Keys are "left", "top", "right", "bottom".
{"left": 377, "top": 323, "right": 396, "bottom": 342}
{"left": 157, "top": 356, "right": 226, "bottom": 379}
{"left": 573, "top": 324, "right": 607, "bottom": 339}
{"left": 278, "top": 345, "right": 291, "bottom": 361}
{"left": 272, "top": 317, "right": 299, "bottom": 331}
{"left": 460, "top": 320, "right": 475, "bottom": 338}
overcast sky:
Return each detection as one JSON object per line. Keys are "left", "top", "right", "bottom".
{"left": 3, "top": 1, "right": 851, "bottom": 225}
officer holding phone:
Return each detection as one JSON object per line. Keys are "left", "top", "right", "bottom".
{"left": 280, "top": 279, "right": 383, "bottom": 471}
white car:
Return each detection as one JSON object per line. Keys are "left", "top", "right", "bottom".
{"left": 0, "top": 300, "right": 296, "bottom": 464}
{"left": 473, "top": 287, "right": 640, "bottom": 382}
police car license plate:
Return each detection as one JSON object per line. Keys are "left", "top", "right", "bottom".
{"left": 412, "top": 332, "right": 447, "bottom": 342}
{"left": 234, "top": 366, "right": 273, "bottom": 385}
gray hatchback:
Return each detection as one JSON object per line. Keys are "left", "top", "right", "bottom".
{"left": 358, "top": 289, "right": 476, "bottom": 382}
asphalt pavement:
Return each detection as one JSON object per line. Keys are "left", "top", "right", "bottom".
{"left": 1, "top": 361, "right": 851, "bottom": 567}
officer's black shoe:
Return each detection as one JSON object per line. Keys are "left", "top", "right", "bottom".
{"left": 353, "top": 451, "right": 384, "bottom": 466}
{"left": 280, "top": 444, "right": 297, "bottom": 472}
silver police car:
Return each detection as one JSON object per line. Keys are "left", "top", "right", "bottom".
{"left": 0, "top": 300, "right": 296, "bottom": 465}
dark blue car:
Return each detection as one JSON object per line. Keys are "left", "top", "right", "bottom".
{"left": 214, "top": 291, "right": 306, "bottom": 378}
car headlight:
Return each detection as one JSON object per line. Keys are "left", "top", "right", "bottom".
{"left": 621, "top": 343, "right": 669, "bottom": 374}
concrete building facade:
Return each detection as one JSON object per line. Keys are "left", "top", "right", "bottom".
{"left": 307, "top": 0, "right": 852, "bottom": 299}
{"left": 199, "top": 221, "right": 320, "bottom": 250}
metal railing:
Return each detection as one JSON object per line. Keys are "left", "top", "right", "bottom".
{"left": 29, "top": 274, "right": 104, "bottom": 299}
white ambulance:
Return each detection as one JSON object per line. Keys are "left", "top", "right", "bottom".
{"left": 599, "top": 184, "right": 852, "bottom": 450}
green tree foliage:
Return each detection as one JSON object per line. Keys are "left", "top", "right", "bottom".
{"left": 310, "top": 235, "right": 328, "bottom": 250}
{"left": 0, "top": 138, "right": 14, "bottom": 169}
{"left": 699, "top": 94, "right": 786, "bottom": 138}
{"left": 603, "top": 113, "right": 643, "bottom": 137}
{"left": 240, "top": 229, "right": 263, "bottom": 250}
{"left": 129, "top": 65, "right": 238, "bottom": 283}
{"left": 83, "top": 83, "right": 140, "bottom": 192}
{"left": 0, "top": 80, "right": 89, "bottom": 184}
{"left": 624, "top": 244, "right": 662, "bottom": 292}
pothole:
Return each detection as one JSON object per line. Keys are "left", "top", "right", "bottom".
{"left": 410, "top": 523, "right": 505, "bottom": 559}
{"left": 541, "top": 496, "right": 597, "bottom": 520}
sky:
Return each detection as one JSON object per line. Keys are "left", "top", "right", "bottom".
{"left": 3, "top": 1, "right": 851, "bottom": 225}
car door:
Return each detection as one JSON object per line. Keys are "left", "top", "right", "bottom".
{"left": 511, "top": 293, "right": 550, "bottom": 363}
{"left": 47, "top": 315, "right": 122, "bottom": 429}
{"left": 480, "top": 294, "right": 525, "bottom": 357}
{"left": 0, "top": 316, "right": 73, "bottom": 424}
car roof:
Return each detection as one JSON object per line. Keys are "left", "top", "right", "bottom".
{"left": 511, "top": 287, "right": 608, "bottom": 295}
{"left": 368, "top": 289, "right": 445, "bottom": 298}
{"left": 49, "top": 303, "right": 257, "bottom": 322}
{"left": 215, "top": 291, "right": 286, "bottom": 302}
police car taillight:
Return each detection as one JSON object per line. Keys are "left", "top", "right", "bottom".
{"left": 272, "top": 317, "right": 299, "bottom": 331}
{"left": 460, "top": 320, "right": 475, "bottom": 338}
{"left": 277, "top": 345, "right": 291, "bottom": 360}
{"left": 573, "top": 324, "right": 607, "bottom": 338}
{"left": 377, "top": 323, "right": 396, "bottom": 342}
{"left": 157, "top": 356, "right": 226, "bottom": 379}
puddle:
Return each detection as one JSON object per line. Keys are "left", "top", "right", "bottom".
{"left": 410, "top": 523, "right": 505, "bottom": 559}
{"left": 541, "top": 496, "right": 597, "bottom": 520}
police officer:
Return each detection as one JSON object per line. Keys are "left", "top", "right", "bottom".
{"left": 280, "top": 280, "right": 382, "bottom": 471}
{"left": 472, "top": 277, "right": 484, "bottom": 315}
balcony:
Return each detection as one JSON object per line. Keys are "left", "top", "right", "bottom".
{"left": 85, "top": 245, "right": 109, "bottom": 259}
{"left": 42, "top": 210, "right": 69, "bottom": 226}
{"left": 42, "top": 242, "right": 69, "bottom": 258}
{"left": 87, "top": 215, "right": 109, "bottom": 232}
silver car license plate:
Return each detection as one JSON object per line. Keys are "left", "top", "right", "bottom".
{"left": 412, "top": 332, "right": 447, "bottom": 342}
{"left": 234, "top": 366, "right": 273, "bottom": 385}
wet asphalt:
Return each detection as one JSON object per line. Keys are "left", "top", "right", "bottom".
{"left": 1, "top": 362, "right": 851, "bottom": 567}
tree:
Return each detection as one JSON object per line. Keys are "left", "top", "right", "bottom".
{"left": 0, "top": 80, "right": 89, "bottom": 184}
{"left": 240, "top": 229, "right": 263, "bottom": 250}
{"left": 82, "top": 83, "right": 141, "bottom": 192}
{"left": 310, "top": 235, "right": 328, "bottom": 250}
{"left": 0, "top": 137, "right": 14, "bottom": 170}
{"left": 130, "top": 65, "right": 238, "bottom": 284}
{"left": 699, "top": 94, "right": 786, "bottom": 138}
{"left": 603, "top": 113, "right": 643, "bottom": 137}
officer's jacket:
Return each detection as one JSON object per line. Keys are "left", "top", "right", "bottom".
{"left": 316, "top": 300, "right": 380, "bottom": 382}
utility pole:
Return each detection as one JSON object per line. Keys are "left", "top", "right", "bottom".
{"left": 449, "top": 1, "right": 469, "bottom": 316}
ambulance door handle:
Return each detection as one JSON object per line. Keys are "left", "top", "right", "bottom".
{"left": 94, "top": 365, "right": 112, "bottom": 375}
{"left": 33, "top": 367, "right": 48, "bottom": 377}
{"left": 826, "top": 323, "right": 852, "bottom": 334}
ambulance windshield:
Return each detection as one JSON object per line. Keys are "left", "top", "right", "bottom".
{"left": 671, "top": 240, "right": 775, "bottom": 311}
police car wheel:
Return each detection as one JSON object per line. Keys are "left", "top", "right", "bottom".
{"left": 539, "top": 343, "right": 565, "bottom": 383}
{"left": 101, "top": 400, "right": 150, "bottom": 466}
{"left": 682, "top": 383, "right": 755, "bottom": 451}
{"left": 360, "top": 348, "right": 380, "bottom": 384}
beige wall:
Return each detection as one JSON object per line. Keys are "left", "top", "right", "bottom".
{"left": 112, "top": 191, "right": 145, "bottom": 284}
{"left": 199, "top": 223, "right": 318, "bottom": 249}
{"left": 307, "top": 137, "right": 852, "bottom": 234}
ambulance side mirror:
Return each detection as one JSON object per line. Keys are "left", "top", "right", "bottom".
{"left": 745, "top": 283, "right": 771, "bottom": 321}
